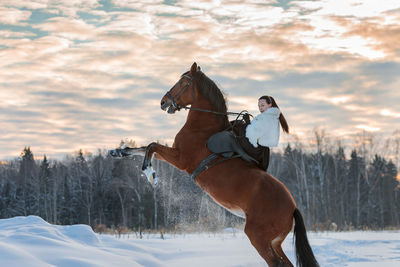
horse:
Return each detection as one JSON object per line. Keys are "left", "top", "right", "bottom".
{"left": 116, "top": 63, "right": 319, "bottom": 267}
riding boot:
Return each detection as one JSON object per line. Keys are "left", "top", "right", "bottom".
{"left": 261, "top": 147, "right": 270, "bottom": 171}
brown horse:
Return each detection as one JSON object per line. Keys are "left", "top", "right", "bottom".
{"left": 134, "top": 63, "right": 318, "bottom": 267}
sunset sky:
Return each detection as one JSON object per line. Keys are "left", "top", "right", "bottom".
{"left": 0, "top": 0, "right": 399, "bottom": 160}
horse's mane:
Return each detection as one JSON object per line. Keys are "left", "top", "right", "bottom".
{"left": 182, "top": 71, "right": 230, "bottom": 129}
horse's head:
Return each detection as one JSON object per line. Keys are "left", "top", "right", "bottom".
{"left": 161, "top": 62, "right": 200, "bottom": 114}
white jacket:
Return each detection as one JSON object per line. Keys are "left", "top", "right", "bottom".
{"left": 245, "top": 107, "right": 280, "bottom": 148}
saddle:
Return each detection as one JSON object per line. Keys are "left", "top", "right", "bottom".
{"left": 206, "top": 131, "right": 259, "bottom": 165}
{"left": 189, "top": 130, "right": 260, "bottom": 180}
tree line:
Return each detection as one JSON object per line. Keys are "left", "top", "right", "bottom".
{"left": 0, "top": 132, "right": 399, "bottom": 231}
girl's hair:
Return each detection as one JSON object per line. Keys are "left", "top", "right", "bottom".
{"left": 259, "top": 95, "right": 289, "bottom": 134}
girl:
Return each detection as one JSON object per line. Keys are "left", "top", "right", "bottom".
{"left": 237, "top": 95, "right": 289, "bottom": 171}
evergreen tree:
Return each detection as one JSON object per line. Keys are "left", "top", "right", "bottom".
{"left": 38, "top": 155, "right": 50, "bottom": 220}
{"left": 76, "top": 150, "right": 93, "bottom": 225}
{"left": 368, "top": 155, "right": 386, "bottom": 227}
{"left": 333, "top": 146, "right": 347, "bottom": 227}
{"left": 59, "top": 175, "right": 73, "bottom": 225}
{"left": 18, "top": 147, "right": 38, "bottom": 216}
{"left": 382, "top": 161, "right": 399, "bottom": 226}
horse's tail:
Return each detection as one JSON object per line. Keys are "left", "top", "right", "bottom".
{"left": 293, "top": 208, "right": 319, "bottom": 267}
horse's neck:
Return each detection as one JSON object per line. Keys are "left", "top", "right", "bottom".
{"left": 185, "top": 99, "right": 224, "bottom": 132}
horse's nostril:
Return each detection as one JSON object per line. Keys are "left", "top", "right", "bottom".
{"left": 161, "top": 100, "right": 165, "bottom": 106}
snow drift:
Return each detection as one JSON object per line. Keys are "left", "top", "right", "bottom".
{"left": 0, "top": 216, "right": 399, "bottom": 267}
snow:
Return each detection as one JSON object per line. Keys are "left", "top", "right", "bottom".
{"left": 0, "top": 216, "right": 399, "bottom": 267}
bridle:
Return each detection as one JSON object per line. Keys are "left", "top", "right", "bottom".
{"left": 165, "top": 74, "right": 194, "bottom": 112}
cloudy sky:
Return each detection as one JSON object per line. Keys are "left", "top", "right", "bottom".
{"left": 0, "top": 0, "right": 399, "bottom": 160}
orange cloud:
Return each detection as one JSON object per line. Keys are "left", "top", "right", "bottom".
{"left": 344, "top": 20, "right": 400, "bottom": 59}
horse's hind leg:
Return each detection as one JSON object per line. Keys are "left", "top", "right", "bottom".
{"left": 244, "top": 222, "right": 288, "bottom": 267}
{"left": 272, "top": 237, "right": 293, "bottom": 267}
{"left": 270, "top": 220, "right": 293, "bottom": 267}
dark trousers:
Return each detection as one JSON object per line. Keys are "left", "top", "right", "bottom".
{"left": 231, "top": 121, "right": 270, "bottom": 171}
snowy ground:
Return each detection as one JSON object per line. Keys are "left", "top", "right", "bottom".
{"left": 0, "top": 216, "right": 399, "bottom": 267}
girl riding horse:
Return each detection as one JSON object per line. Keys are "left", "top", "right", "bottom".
{"left": 111, "top": 63, "right": 319, "bottom": 267}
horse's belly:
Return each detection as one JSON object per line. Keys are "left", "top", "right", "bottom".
{"left": 206, "top": 192, "right": 246, "bottom": 218}
{"left": 197, "top": 179, "right": 247, "bottom": 219}
{"left": 204, "top": 191, "right": 246, "bottom": 218}
{"left": 226, "top": 208, "right": 245, "bottom": 218}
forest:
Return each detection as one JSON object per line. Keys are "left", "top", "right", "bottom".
{"left": 0, "top": 130, "right": 399, "bottom": 232}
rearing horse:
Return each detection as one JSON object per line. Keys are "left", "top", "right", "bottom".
{"left": 133, "top": 63, "right": 318, "bottom": 267}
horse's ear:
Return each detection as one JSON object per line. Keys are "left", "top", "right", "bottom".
{"left": 190, "top": 62, "right": 198, "bottom": 76}
{"left": 197, "top": 65, "right": 201, "bottom": 71}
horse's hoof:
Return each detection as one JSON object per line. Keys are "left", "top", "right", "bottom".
{"left": 141, "top": 143, "right": 155, "bottom": 170}
{"left": 143, "top": 166, "right": 156, "bottom": 184}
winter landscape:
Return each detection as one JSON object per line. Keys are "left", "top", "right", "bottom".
{"left": 0, "top": 143, "right": 399, "bottom": 266}
{"left": 1, "top": 0, "right": 400, "bottom": 267}
{"left": 0, "top": 215, "right": 399, "bottom": 267}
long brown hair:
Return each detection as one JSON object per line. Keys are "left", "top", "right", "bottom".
{"left": 259, "top": 95, "right": 289, "bottom": 134}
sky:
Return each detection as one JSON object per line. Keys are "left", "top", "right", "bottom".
{"left": 0, "top": 0, "right": 400, "bottom": 160}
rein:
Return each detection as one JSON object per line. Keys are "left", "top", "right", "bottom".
{"left": 181, "top": 106, "right": 244, "bottom": 116}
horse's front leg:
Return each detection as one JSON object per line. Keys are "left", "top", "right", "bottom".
{"left": 109, "top": 142, "right": 182, "bottom": 185}
{"left": 142, "top": 142, "right": 182, "bottom": 171}
{"left": 141, "top": 142, "right": 182, "bottom": 185}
